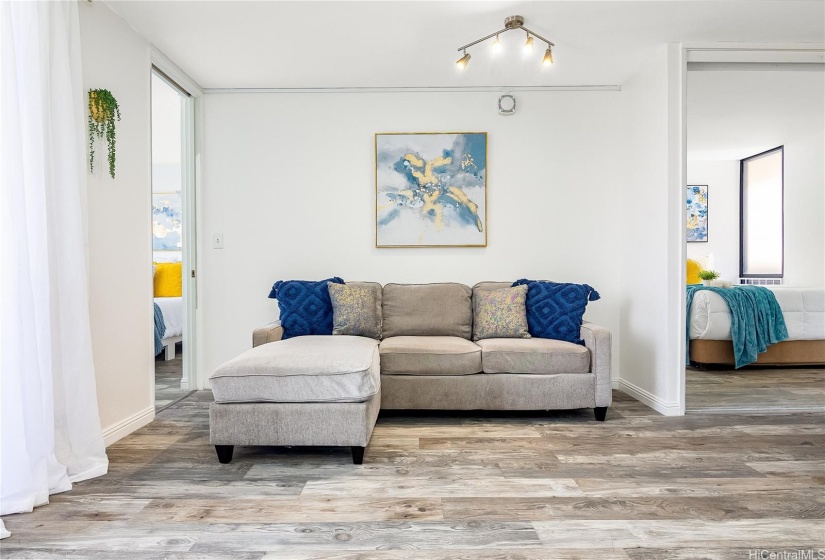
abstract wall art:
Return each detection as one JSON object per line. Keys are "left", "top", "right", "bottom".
{"left": 152, "top": 193, "right": 182, "bottom": 251}
{"left": 375, "top": 132, "right": 487, "bottom": 247}
{"left": 686, "top": 185, "right": 708, "bottom": 243}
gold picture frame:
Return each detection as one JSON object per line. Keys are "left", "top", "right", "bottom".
{"left": 375, "top": 132, "right": 488, "bottom": 248}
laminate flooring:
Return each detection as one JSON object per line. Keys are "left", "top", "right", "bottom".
{"left": 687, "top": 366, "right": 824, "bottom": 414}
{"left": 155, "top": 349, "right": 192, "bottom": 411}
{"left": 2, "top": 389, "right": 823, "bottom": 559}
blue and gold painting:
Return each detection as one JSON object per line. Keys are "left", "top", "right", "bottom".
{"left": 376, "top": 132, "right": 487, "bottom": 247}
{"left": 152, "top": 193, "right": 182, "bottom": 251}
{"left": 686, "top": 185, "right": 708, "bottom": 242}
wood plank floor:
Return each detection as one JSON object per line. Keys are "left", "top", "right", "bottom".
{"left": 687, "top": 366, "right": 824, "bottom": 414}
{"left": 155, "top": 350, "right": 192, "bottom": 411}
{"left": 2, "top": 389, "right": 824, "bottom": 559}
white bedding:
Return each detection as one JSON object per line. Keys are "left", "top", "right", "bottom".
{"left": 154, "top": 297, "right": 183, "bottom": 339}
{"left": 690, "top": 287, "right": 825, "bottom": 341}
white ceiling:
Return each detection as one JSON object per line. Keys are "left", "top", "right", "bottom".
{"left": 687, "top": 68, "right": 825, "bottom": 160}
{"left": 106, "top": 0, "right": 825, "bottom": 89}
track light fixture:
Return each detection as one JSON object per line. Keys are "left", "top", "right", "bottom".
{"left": 455, "top": 15, "right": 555, "bottom": 70}
{"left": 523, "top": 34, "right": 534, "bottom": 53}
{"left": 542, "top": 46, "right": 554, "bottom": 66}
{"left": 491, "top": 34, "right": 502, "bottom": 54}
{"left": 456, "top": 50, "right": 471, "bottom": 70}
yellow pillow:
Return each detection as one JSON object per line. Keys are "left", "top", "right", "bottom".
{"left": 154, "top": 262, "right": 182, "bottom": 297}
{"left": 686, "top": 258, "right": 702, "bottom": 285}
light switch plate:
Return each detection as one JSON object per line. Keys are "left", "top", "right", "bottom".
{"left": 213, "top": 233, "right": 224, "bottom": 249}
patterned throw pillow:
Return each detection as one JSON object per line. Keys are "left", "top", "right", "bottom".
{"left": 512, "top": 279, "right": 601, "bottom": 345}
{"left": 267, "top": 277, "right": 344, "bottom": 339}
{"left": 472, "top": 285, "right": 531, "bottom": 341}
{"left": 328, "top": 283, "right": 382, "bottom": 340}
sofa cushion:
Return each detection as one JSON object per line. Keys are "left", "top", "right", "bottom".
{"left": 328, "top": 282, "right": 382, "bottom": 339}
{"left": 473, "top": 281, "right": 513, "bottom": 295}
{"left": 512, "top": 279, "right": 601, "bottom": 345}
{"left": 379, "top": 336, "right": 482, "bottom": 375}
{"left": 382, "top": 283, "right": 473, "bottom": 339}
{"left": 209, "top": 335, "right": 379, "bottom": 403}
{"left": 476, "top": 338, "right": 590, "bottom": 374}
{"left": 473, "top": 284, "right": 531, "bottom": 341}
{"left": 267, "top": 277, "right": 344, "bottom": 339}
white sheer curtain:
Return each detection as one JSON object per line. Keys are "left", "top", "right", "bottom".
{"left": 1, "top": 0, "right": 108, "bottom": 538}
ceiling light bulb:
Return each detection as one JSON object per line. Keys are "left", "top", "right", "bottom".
{"left": 491, "top": 34, "right": 502, "bottom": 54}
{"left": 542, "top": 47, "right": 554, "bottom": 66}
{"left": 456, "top": 51, "right": 471, "bottom": 70}
{"left": 524, "top": 35, "right": 534, "bottom": 53}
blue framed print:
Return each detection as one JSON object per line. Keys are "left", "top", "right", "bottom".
{"left": 686, "top": 185, "right": 708, "bottom": 243}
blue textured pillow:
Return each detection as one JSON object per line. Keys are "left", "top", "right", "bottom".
{"left": 512, "top": 279, "right": 600, "bottom": 345}
{"left": 268, "top": 277, "right": 344, "bottom": 339}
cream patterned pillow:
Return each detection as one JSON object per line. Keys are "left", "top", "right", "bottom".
{"left": 472, "top": 285, "right": 531, "bottom": 341}
{"left": 328, "top": 282, "right": 382, "bottom": 340}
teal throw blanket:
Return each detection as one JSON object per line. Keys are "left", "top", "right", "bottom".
{"left": 686, "top": 285, "right": 788, "bottom": 368}
{"left": 154, "top": 302, "right": 166, "bottom": 356}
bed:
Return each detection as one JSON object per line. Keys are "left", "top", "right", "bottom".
{"left": 154, "top": 296, "right": 183, "bottom": 360}
{"left": 689, "top": 287, "right": 825, "bottom": 366}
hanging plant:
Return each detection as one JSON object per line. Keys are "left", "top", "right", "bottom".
{"left": 88, "top": 89, "right": 121, "bottom": 179}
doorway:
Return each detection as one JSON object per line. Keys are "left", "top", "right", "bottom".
{"left": 683, "top": 60, "right": 825, "bottom": 413}
{"left": 151, "top": 68, "right": 196, "bottom": 411}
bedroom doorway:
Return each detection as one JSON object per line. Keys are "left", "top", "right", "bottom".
{"left": 152, "top": 68, "right": 196, "bottom": 411}
{"left": 683, "top": 57, "right": 825, "bottom": 413}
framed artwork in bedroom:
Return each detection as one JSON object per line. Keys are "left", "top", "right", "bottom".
{"left": 375, "top": 132, "right": 487, "bottom": 248}
{"left": 686, "top": 185, "right": 708, "bottom": 242}
{"left": 152, "top": 193, "right": 182, "bottom": 251}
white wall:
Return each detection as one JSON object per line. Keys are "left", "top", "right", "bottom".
{"left": 686, "top": 160, "right": 739, "bottom": 280}
{"left": 80, "top": 2, "right": 154, "bottom": 442}
{"left": 200, "top": 90, "right": 624, "bottom": 382}
{"left": 785, "top": 133, "right": 825, "bottom": 287}
{"left": 618, "top": 45, "right": 684, "bottom": 414}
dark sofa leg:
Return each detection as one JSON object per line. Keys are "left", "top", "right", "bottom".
{"left": 351, "top": 446, "right": 365, "bottom": 465}
{"left": 594, "top": 407, "right": 608, "bottom": 422}
{"left": 215, "top": 445, "right": 234, "bottom": 464}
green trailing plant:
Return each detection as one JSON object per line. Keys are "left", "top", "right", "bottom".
{"left": 88, "top": 89, "right": 121, "bottom": 179}
{"left": 698, "top": 269, "right": 721, "bottom": 281}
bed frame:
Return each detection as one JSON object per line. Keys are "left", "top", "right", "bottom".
{"left": 161, "top": 335, "right": 182, "bottom": 361}
{"left": 690, "top": 339, "right": 825, "bottom": 367}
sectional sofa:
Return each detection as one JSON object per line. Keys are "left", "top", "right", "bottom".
{"left": 209, "top": 282, "right": 611, "bottom": 464}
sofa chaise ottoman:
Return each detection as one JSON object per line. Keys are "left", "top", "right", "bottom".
{"left": 209, "top": 335, "right": 381, "bottom": 465}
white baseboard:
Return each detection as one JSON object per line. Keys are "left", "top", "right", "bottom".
{"left": 102, "top": 405, "right": 155, "bottom": 446}
{"left": 618, "top": 378, "right": 682, "bottom": 416}
{"left": 611, "top": 377, "right": 619, "bottom": 390}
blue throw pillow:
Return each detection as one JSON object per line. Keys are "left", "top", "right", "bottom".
{"left": 268, "top": 277, "right": 344, "bottom": 339}
{"left": 512, "top": 279, "right": 600, "bottom": 345}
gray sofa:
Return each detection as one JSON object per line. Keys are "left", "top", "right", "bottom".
{"left": 210, "top": 282, "right": 611, "bottom": 464}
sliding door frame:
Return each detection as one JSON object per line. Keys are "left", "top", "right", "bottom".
{"left": 150, "top": 50, "right": 203, "bottom": 393}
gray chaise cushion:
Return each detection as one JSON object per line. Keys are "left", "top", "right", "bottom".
{"left": 476, "top": 338, "right": 590, "bottom": 374}
{"left": 379, "top": 336, "right": 482, "bottom": 375}
{"left": 382, "top": 283, "right": 473, "bottom": 339}
{"left": 210, "top": 335, "right": 380, "bottom": 403}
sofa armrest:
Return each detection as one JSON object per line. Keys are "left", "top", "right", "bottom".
{"left": 252, "top": 321, "right": 283, "bottom": 347}
{"left": 580, "top": 321, "right": 612, "bottom": 408}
